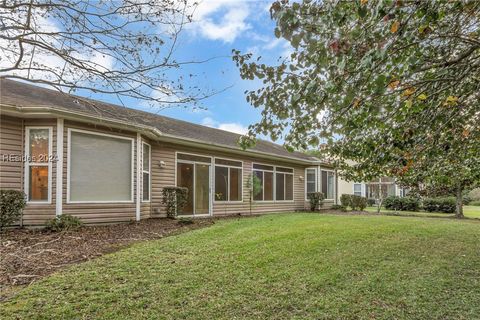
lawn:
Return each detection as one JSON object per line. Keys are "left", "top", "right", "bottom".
{"left": 365, "top": 205, "right": 480, "bottom": 219}
{"left": 2, "top": 213, "right": 480, "bottom": 319}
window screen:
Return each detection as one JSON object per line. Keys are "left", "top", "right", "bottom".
{"left": 69, "top": 131, "right": 133, "bottom": 202}
{"left": 321, "top": 170, "right": 335, "bottom": 199}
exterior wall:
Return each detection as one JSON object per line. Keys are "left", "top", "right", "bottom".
{"left": 1, "top": 114, "right": 338, "bottom": 225}
{"left": 337, "top": 177, "right": 355, "bottom": 204}
{"left": 1, "top": 115, "right": 58, "bottom": 226}
{"left": 61, "top": 120, "right": 138, "bottom": 224}
{"left": 148, "top": 141, "right": 310, "bottom": 217}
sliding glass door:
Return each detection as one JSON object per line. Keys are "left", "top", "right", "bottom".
{"left": 176, "top": 153, "right": 211, "bottom": 216}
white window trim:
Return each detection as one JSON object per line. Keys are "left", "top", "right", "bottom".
{"left": 252, "top": 162, "right": 295, "bottom": 203}
{"left": 304, "top": 167, "right": 318, "bottom": 201}
{"left": 24, "top": 126, "right": 53, "bottom": 204}
{"left": 175, "top": 151, "right": 213, "bottom": 217}
{"left": 353, "top": 183, "right": 362, "bottom": 197}
{"left": 66, "top": 128, "right": 135, "bottom": 204}
{"left": 213, "top": 157, "right": 243, "bottom": 203}
{"left": 321, "top": 169, "right": 336, "bottom": 201}
{"left": 141, "top": 142, "right": 151, "bottom": 203}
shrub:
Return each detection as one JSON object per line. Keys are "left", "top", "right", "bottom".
{"left": 367, "top": 198, "right": 376, "bottom": 207}
{"left": 46, "top": 214, "right": 83, "bottom": 232}
{"left": 330, "top": 204, "right": 346, "bottom": 212}
{"left": 308, "top": 192, "right": 325, "bottom": 211}
{"left": 423, "top": 197, "right": 456, "bottom": 213}
{"left": 384, "top": 196, "right": 420, "bottom": 212}
{"left": 470, "top": 200, "right": 480, "bottom": 206}
{"left": 350, "top": 195, "right": 368, "bottom": 211}
{"left": 162, "top": 186, "right": 189, "bottom": 217}
{"left": 0, "top": 190, "right": 26, "bottom": 231}
{"left": 340, "top": 194, "right": 351, "bottom": 208}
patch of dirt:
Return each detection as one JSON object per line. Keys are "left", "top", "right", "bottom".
{"left": 0, "top": 216, "right": 242, "bottom": 301}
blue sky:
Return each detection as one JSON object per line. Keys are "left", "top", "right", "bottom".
{"left": 90, "top": 1, "right": 291, "bottom": 137}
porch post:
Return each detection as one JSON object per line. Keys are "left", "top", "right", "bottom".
{"left": 56, "top": 118, "right": 64, "bottom": 216}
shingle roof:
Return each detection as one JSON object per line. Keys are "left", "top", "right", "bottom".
{"left": 0, "top": 78, "right": 318, "bottom": 163}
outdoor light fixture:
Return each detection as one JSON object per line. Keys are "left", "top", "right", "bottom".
{"left": 159, "top": 160, "right": 166, "bottom": 168}
{"left": 299, "top": 176, "right": 304, "bottom": 181}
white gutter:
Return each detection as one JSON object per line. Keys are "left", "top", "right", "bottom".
{"left": 1, "top": 104, "right": 329, "bottom": 166}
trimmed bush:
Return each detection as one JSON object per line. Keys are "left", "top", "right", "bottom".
{"left": 350, "top": 195, "right": 368, "bottom": 211}
{"left": 340, "top": 194, "right": 351, "bottom": 208}
{"left": 340, "top": 194, "right": 367, "bottom": 210}
{"left": 470, "top": 200, "right": 480, "bottom": 206}
{"left": 162, "top": 186, "right": 189, "bottom": 217}
{"left": 423, "top": 197, "right": 456, "bottom": 213}
{"left": 0, "top": 190, "right": 26, "bottom": 231}
{"left": 307, "top": 192, "right": 325, "bottom": 211}
{"left": 367, "top": 198, "right": 376, "bottom": 207}
{"left": 46, "top": 214, "right": 83, "bottom": 232}
{"left": 384, "top": 196, "right": 420, "bottom": 212}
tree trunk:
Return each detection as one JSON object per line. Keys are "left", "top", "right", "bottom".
{"left": 455, "top": 186, "right": 464, "bottom": 218}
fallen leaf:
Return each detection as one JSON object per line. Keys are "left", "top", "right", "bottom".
{"left": 417, "top": 93, "right": 427, "bottom": 100}
{"left": 391, "top": 21, "right": 400, "bottom": 33}
{"left": 388, "top": 80, "right": 400, "bottom": 89}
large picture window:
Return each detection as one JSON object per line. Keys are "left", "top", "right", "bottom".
{"left": 321, "top": 170, "right": 335, "bottom": 200}
{"left": 25, "top": 127, "right": 52, "bottom": 203}
{"left": 214, "top": 158, "right": 242, "bottom": 202}
{"left": 68, "top": 129, "right": 133, "bottom": 202}
{"left": 253, "top": 164, "right": 293, "bottom": 202}
{"left": 142, "top": 142, "right": 151, "bottom": 202}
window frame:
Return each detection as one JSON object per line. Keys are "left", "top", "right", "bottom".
{"left": 66, "top": 128, "right": 135, "bottom": 204}
{"left": 304, "top": 167, "right": 318, "bottom": 201}
{"left": 353, "top": 183, "right": 362, "bottom": 197}
{"left": 321, "top": 169, "right": 336, "bottom": 200}
{"left": 252, "top": 163, "right": 295, "bottom": 203}
{"left": 175, "top": 151, "right": 213, "bottom": 217}
{"left": 24, "top": 126, "right": 53, "bottom": 204}
{"left": 141, "top": 142, "right": 151, "bottom": 202}
{"left": 213, "top": 157, "right": 243, "bottom": 203}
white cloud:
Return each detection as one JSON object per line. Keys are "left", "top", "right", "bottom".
{"left": 0, "top": 10, "right": 114, "bottom": 85}
{"left": 187, "top": 0, "right": 252, "bottom": 43}
{"left": 201, "top": 117, "right": 248, "bottom": 134}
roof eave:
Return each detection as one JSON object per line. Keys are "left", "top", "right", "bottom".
{"left": 0, "top": 104, "right": 326, "bottom": 166}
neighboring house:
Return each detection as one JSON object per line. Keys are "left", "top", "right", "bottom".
{"left": 337, "top": 177, "right": 409, "bottom": 204}
{"left": 0, "top": 79, "right": 338, "bottom": 226}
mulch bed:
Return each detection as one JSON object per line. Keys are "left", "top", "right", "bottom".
{"left": 0, "top": 217, "right": 237, "bottom": 301}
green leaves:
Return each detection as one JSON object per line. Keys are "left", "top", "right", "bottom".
{"left": 233, "top": 0, "right": 480, "bottom": 193}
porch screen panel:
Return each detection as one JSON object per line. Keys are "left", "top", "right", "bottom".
{"left": 70, "top": 131, "right": 132, "bottom": 201}
{"left": 321, "top": 171, "right": 334, "bottom": 199}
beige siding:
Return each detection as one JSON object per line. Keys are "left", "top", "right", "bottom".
{"left": 0, "top": 116, "right": 57, "bottom": 226}
{"left": 2, "top": 115, "right": 321, "bottom": 226}
{"left": 0, "top": 115, "right": 23, "bottom": 190}
{"left": 149, "top": 142, "right": 309, "bottom": 217}
{"left": 61, "top": 120, "right": 138, "bottom": 224}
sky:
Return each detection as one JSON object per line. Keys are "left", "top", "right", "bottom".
{"left": 94, "top": 0, "right": 292, "bottom": 137}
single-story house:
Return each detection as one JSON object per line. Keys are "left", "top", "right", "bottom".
{"left": 1, "top": 78, "right": 343, "bottom": 226}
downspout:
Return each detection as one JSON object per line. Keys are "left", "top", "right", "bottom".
{"left": 56, "top": 118, "right": 64, "bottom": 216}
{"left": 20, "top": 119, "right": 24, "bottom": 227}
{"left": 135, "top": 133, "right": 141, "bottom": 221}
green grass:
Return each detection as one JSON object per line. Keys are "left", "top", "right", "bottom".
{"left": 365, "top": 205, "right": 480, "bottom": 219}
{"left": 2, "top": 214, "right": 480, "bottom": 319}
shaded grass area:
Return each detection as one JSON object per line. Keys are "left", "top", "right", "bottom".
{"left": 2, "top": 213, "right": 480, "bottom": 319}
{"left": 365, "top": 205, "right": 480, "bottom": 219}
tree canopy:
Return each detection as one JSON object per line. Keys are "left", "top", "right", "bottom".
{"left": 1, "top": 0, "right": 213, "bottom": 107}
{"left": 234, "top": 0, "right": 480, "bottom": 216}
